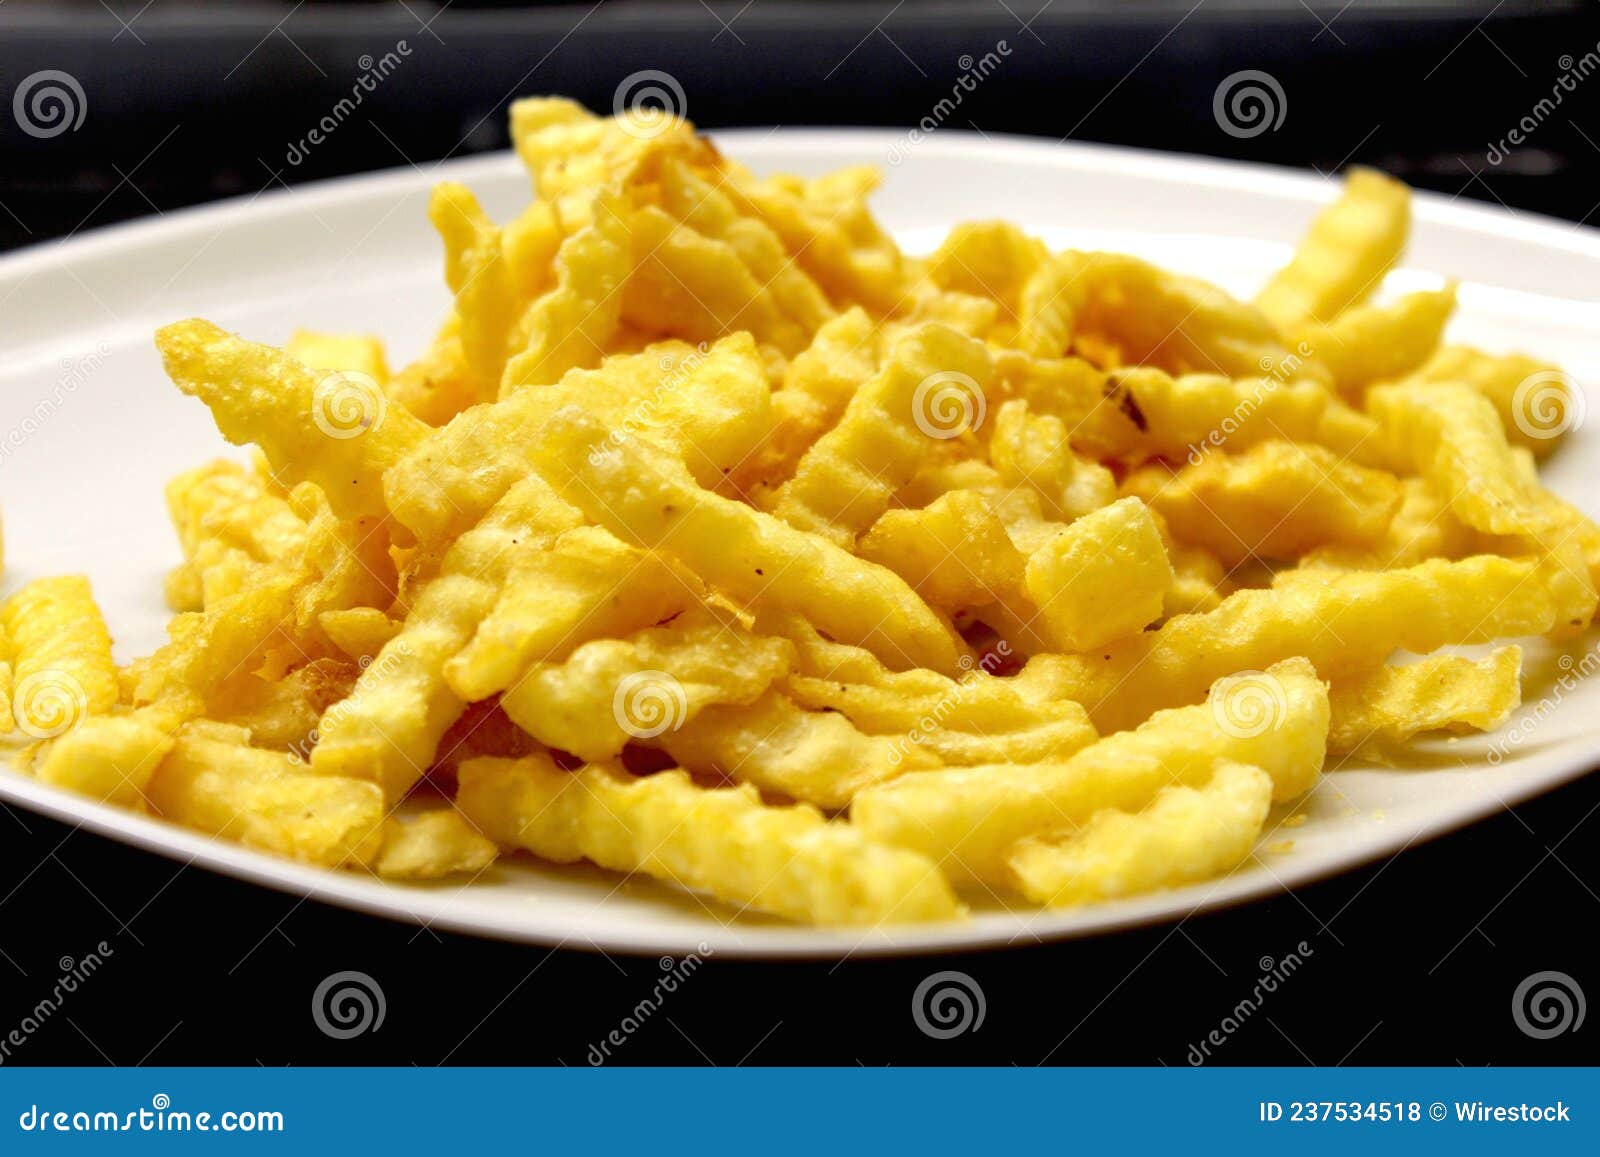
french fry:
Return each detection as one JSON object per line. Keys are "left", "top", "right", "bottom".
{"left": 374, "top": 809, "right": 498, "bottom": 880}
{"left": 1255, "top": 167, "right": 1410, "bottom": 330}
{"left": 429, "top": 182, "right": 517, "bottom": 398}
{"left": 1294, "top": 285, "right": 1457, "bottom": 396}
{"left": 157, "top": 320, "right": 429, "bottom": 523}
{"left": 1410, "top": 345, "right": 1578, "bottom": 457}
{"left": 284, "top": 329, "right": 390, "bottom": 384}
{"left": 2, "top": 576, "right": 119, "bottom": 738}
{"left": 852, "top": 658, "right": 1328, "bottom": 882}
{"left": 766, "top": 324, "right": 993, "bottom": 547}
{"left": 1007, "top": 761, "right": 1273, "bottom": 906}
{"left": 1023, "top": 497, "right": 1173, "bottom": 652}
{"left": 1125, "top": 442, "right": 1402, "bottom": 566}
{"left": 1327, "top": 646, "right": 1522, "bottom": 752}
{"left": 857, "top": 491, "right": 1024, "bottom": 612}
{"left": 457, "top": 754, "right": 962, "bottom": 924}
{"left": 988, "top": 399, "right": 1116, "bottom": 522}
{"left": 530, "top": 405, "right": 964, "bottom": 673}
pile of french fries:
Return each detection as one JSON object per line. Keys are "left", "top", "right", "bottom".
{"left": 2, "top": 99, "right": 1592, "bottom": 926}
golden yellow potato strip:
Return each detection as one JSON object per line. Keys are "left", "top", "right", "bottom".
{"left": 1007, "top": 761, "right": 1273, "bottom": 906}
{"left": 132, "top": 574, "right": 300, "bottom": 709}
{"left": 857, "top": 491, "right": 1024, "bottom": 613}
{"left": 740, "top": 308, "right": 881, "bottom": 489}
{"left": 659, "top": 689, "right": 936, "bottom": 810}
{"left": 457, "top": 755, "right": 962, "bottom": 924}
{"left": 1024, "top": 497, "right": 1173, "bottom": 652}
{"left": 1034, "top": 552, "right": 1592, "bottom": 732}
{"left": 385, "top": 332, "right": 770, "bottom": 547}
{"left": 163, "top": 460, "right": 308, "bottom": 612}
{"left": 727, "top": 167, "right": 907, "bottom": 315}
{"left": 429, "top": 182, "right": 517, "bottom": 397}
{"left": 157, "top": 319, "right": 429, "bottom": 522}
{"left": 1255, "top": 167, "right": 1410, "bottom": 330}
{"left": 1410, "top": 345, "right": 1578, "bottom": 457}
{"left": 1163, "top": 539, "right": 1236, "bottom": 618}
{"left": 1301, "top": 477, "right": 1474, "bottom": 571}
{"left": 1013, "top": 257, "right": 1080, "bottom": 358}
{"left": 926, "top": 220, "right": 1047, "bottom": 303}
{"left": 989, "top": 399, "right": 1117, "bottom": 521}
{"left": 502, "top": 199, "right": 561, "bottom": 303}
{"left": 781, "top": 633, "right": 1098, "bottom": 768}
{"left": 445, "top": 526, "right": 701, "bottom": 702}
{"left": 531, "top": 405, "right": 963, "bottom": 673}
{"left": 767, "top": 324, "right": 993, "bottom": 548}
{"left": 210, "top": 657, "right": 358, "bottom": 753}
{"left": 1293, "top": 285, "right": 1456, "bottom": 396}
{"left": 284, "top": 329, "right": 390, "bottom": 383}
{"left": 310, "top": 474, "right": 583, "bottom": 801}
{"left": 1327, "top": 646, "right": 1522, "bottom": 753}
{"left": 1368, "top": 380, "right": 1555, "bottom": 537}
{"left": 319, "top": 607, "right": 403, "bottom": 663}
{"left": 499, "top": 192, "right": 631, "bottom": 394}
{"left": 32, "top": 704, "right": 185, "bottom": 806}
{"left": 498, "top": 607, "right": 791, "bottom": 763}
{"left": 147, "top": 723, "right": 384, "bottom": 869}
{"left": 899, "top": 282, "right": 999, "bottom": 339}
{"left": 374, "top": 810, "right": 498, "bottom": 880}
{"left": 1125, "top": 442, "right": 1402, "bottom": 567}
{"left": 1069, "top": 251, "right": 1303, "bottom": 382}
{"left": 2, "top": 576, "right": 119, "bottom": 739}
{"left": 852, "top": 658, "right": 1327, "bottom": 882}
{"left": 385, "top": 318, "right": 481, "bottom": 427}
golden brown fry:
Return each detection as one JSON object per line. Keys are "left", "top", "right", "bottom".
{"left": 1007, "top": 761, "right": 1273, "bottom": 906}
{"left": 531, "top": 405, "right": 963, "bottom": 673}
{"left": 157, "top": 319, "right": 429, "bottom": 522}
{"left": 1255, "top": 167, "right": 1410, "bottom": 330}
{"left": 1327, "top": 646, "right": 1522, "bottom": 752}
{"left": 1293, "top": 285, "right": 1456, "bottom": 396}
{"left": 1410, "top": 345, "right": 1578, "bottom": 457}
{"left": 374, "top": 809, "right": 498, "bottom": 880}
{"left": 857, "top": 491, "right": 1024, "bottom": 612}
{"left": 457, "top": 755, "right": 962, "bottom": 925}
{"left": 430, "top": 182, "right": 517, "bottom": 397}
{"left": 2, "top": 576, "right": 119, "bottom": 738}
{"left": 852, "top": 658, "right": 1328, "bottom": 882}
{"left": 1023, "top": 497, "right": 1173, "bottom": 652}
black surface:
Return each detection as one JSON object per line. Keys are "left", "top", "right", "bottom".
{"left": 2, "top": 1, "right": 1598, "bottom": 1067}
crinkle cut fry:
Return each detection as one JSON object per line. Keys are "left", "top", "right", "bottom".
{"left": 1327, "top": 646, "right": 1523, "bottom": 753}
{"left": 456, "top": 754, "right": 963, "bottom": 925}
{"left": 309, "top": 473, "right": 583, "bottom": 801}
{"left": 1028, "top": 552, "right": 1594, "bottom": 733}
{"left": 1, "top": 575, "right": 120, "bottom": 736}
{"left": 530, "top": 404, "right": 964, "bottom": 674}
{"left": 851, "top": 658, "right": 1328, "bottom": 883}
{"left": 156, "top": 319, "right": 430, "bottom": 523}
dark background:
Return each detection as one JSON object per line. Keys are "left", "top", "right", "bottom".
{"left": 2, "top": 0, "right": 1597, "bottom": 1066}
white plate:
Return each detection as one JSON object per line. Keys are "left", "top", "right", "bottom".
{"left": 2, "top": 130, "right": 1598, "bottom": 958}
